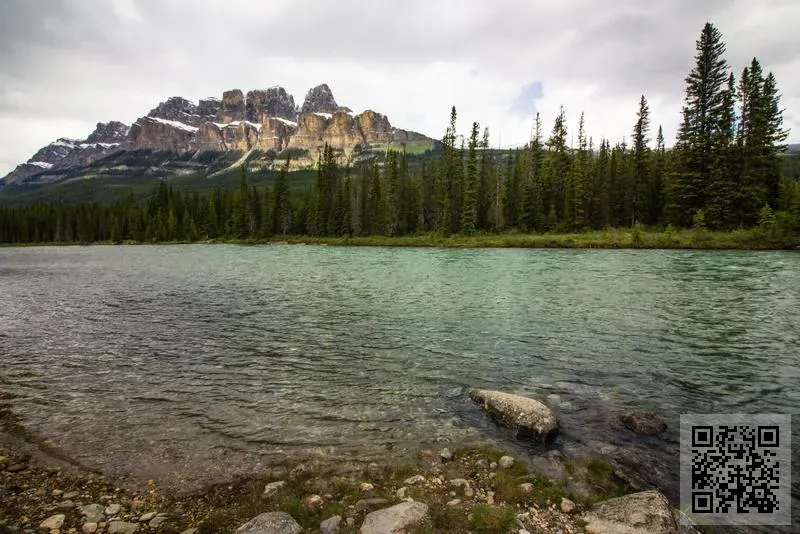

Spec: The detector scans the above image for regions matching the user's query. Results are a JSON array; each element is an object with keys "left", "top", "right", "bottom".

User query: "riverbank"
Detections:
[
  {"left": 1, "top": 228, "right": 798, "bottom": 250},
  {"left": 0, "top": 392, "right": 697, "bottom": 534}
]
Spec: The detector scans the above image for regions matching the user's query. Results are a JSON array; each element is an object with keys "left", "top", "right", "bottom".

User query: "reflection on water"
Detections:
[{"left": 0, "top": 245, "right": 798, "bottom": 505}]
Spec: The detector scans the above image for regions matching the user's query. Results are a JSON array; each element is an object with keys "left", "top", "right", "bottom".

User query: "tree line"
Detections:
[{"left": 1, "top": 22, "right": 798, "bottom": 244}]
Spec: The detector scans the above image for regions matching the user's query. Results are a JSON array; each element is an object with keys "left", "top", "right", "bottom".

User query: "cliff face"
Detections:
[{"left": 3, "top": 84, "right": 434, "bottom": 185}]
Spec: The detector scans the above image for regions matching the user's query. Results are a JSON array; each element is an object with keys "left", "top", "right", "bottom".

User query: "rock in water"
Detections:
[
  {"left": 620, "top": 412, "right": 667, "bottom": 436},
  {"left": 320, "top": 515, "right": 341, "bottom": 534},
  {"left": 469, "top": 389, "right": 558, "bottom": 441},
  {"left": 582, "top": 490, "right": 679, "bottom": 534},
  {"left": 360, "top": 502, "right": 429, "bottom": 534},
  {"left": 39, "top": 515, "right": 65, "bottom": 530},
  {"left": 236, "top": 512, "right": 301, "bottom": 534}
]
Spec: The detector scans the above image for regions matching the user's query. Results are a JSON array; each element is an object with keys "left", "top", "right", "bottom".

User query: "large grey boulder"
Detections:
[
  {"left": 236, "top": 512, "right": 301, "bottom": 534},
  {"left": 469, "top": 389, "right": 558, "bottom": 441},
  {"left": 360, "top": 501, "right": 429, "bottom": 534},
  {"left": 582, "top": 490, "right": 680, "bottom": 534}
]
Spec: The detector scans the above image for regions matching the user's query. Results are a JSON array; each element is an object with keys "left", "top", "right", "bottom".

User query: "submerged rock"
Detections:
[
  {"left": 582, "top": 490, "right": 679, "bottom": 534},
  {"left": 360, "top": 502, "right": 428, "bottom": 534},
  {"left": 469, "top": 389, "right": 558, "bottom": 441},
  {"left": 235, "top": 512, "right": 301, "bottom": 534},
  {"left": 80, "top": 504, "right": 105, "bottom": 523},
  {"left": 620, "top": 412, "right": 667, "bottom": 436}
]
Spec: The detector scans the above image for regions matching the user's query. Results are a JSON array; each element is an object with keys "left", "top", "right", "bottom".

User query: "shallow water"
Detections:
[{"left": 1, "top": 245, "right": 798, "bottom": 509}]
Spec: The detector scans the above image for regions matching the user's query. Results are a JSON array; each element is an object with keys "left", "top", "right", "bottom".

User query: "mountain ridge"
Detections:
[{"left": 1, "top": 84, "right": 435, "bottom": 187}]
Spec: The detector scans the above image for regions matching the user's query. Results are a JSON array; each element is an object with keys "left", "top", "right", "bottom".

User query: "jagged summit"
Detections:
[
  {"left": 300, "top": 84, "right": 339, "bottom": 115},
  {"left": 1, "top": 84, "right": 434, "bottom": 187}
]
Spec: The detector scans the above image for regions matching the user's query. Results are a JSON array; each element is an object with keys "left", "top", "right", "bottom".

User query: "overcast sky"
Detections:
[{"left": 1, "top": 0, "right": 798, "bottom": 176}]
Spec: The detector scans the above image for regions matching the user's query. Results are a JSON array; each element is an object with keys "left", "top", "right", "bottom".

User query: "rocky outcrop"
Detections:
[
  {"left": 235, "top": 512, "right": 301, "bottom": 534},
  {"left": 219, "top": 89, "right": 246, "bottom": 124},
  {"left": 621, "top": 412, "right": 667, "bottom": 436},
  {"left": 85, "top": 121, "right": 129, "bottom": 144},
  {"left": 263, "top": 87, "right": 298, "bottom": 121},
  {"left": 256, "top": 118, "right": 297, "bottom": 151},
  {"left": 360, "top": 502, "right": 429, "bottom": 534},
  {"left": 124, "top": 116, "right": 197, "bottom": 152},
  {"left": 197, "top": 98, "right": 221, "bottom": 121},
  {"left": 357, "top": 110, "right": 394, "bottom": 144},
  {"left": 148, "top": 96, "right": 201, "bottom": 125},
  {"left": 300, "top": 83, "right": 338, "bottom": 114},
  {"left": 469, "top": 389, "right": 559, "bottom": 442},
  {"left": 220, "top": 121, "right": 260, "bottom": 152},
  {"left": 582, "top": 490, "right": 680, "bottom": 534}
]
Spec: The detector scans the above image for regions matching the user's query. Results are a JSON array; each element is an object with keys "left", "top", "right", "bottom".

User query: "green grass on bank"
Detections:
[{"left": 2, "top": 227, "right": 798, "bottom": 250}]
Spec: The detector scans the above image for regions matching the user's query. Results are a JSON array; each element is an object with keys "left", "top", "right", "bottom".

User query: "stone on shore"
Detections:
[
  {"left": 620, "top": 412, "right": 667, "bottom": 436},
  {"left": 582, "top": 490, "right": 679, "bottom": 534},
  {"left": 39, "top": 514, "right": 65, "bottom": 530},
  {"left": 360, "top": 502, "right": 429, "bottom": 534},
  {"left": 80, "top": 504, "right": 105, "bottom": 523},
  {"left": 498, "top": 456, "right": 515, "bottom": 469},
  {"left": 561, "top": 497, "right": 576, "bottom": 514},
  {"left": 138, "top": 512, "right": 157, "bottom": 522},
  {"left": 105, "top": 503, "right": 121, "bottom": 516},
  {"left": 439, "top": 448, "right": 453, "bottom": 462},
  {"left": 82, "top": 523, "right": 98, "bottom": 534},
  {"left": 235, "top": 512, "right": 301, "bottom": 534},
  {"left": 320, "top": 515, "right": 341, "bottom": 534},
  {"left": 149, "top": 514, "right": 168, "bottom": 529},
  {"left": 263, "top": 480, "right": 286, "bottom": 497},
  {"left": 469, "top": 389, "right": 558, "bottom": 441},
  {"left": 107, "top": 521, "right": 139, "bottom": 534},
  {"left": 403, "top": 474, "right": 425, "bottom": 485}
]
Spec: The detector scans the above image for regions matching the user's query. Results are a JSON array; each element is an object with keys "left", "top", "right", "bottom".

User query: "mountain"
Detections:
[{"left": 1, "top": 84, "right": 435, "bottom": 189}]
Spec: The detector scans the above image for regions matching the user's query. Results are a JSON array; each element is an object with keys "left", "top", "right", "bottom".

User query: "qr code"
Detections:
[{"left": 680, "top": 414, "right": 791, "bottom": 526}]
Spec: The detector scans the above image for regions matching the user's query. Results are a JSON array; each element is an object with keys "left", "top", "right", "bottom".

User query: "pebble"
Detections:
[
  {"left": 447, "top": 499, "right": 461, "bottom": 506},
  {"left": 138, "top": 512, "right": 157, "bottom": 522},
  {"left": 263, "top": 480, "right": 287, "bottom": 497},
  {"left": 51, "top": 489, "right": 63, "bottom": 497},
  {"left": 39, "top": 515, "right": 65, "bottom": 531},
  {"left": 63, "top": 492, "right": 79, "bottom": 500},
  {"left": 304, "top": 494, "right": 323, "bottom": 509},
  {"left": 403, "top": 474, "right": 425, "bottom": 485},
  {"left": 489, "top": 472, "right": 496, "bottom": 479},
  {"left": 450, "top": 478, "right": 470, "bottom": 488},
  {"left": 107, "top": 520, "right": 138, "bottom": 534},
  {"left": 489, "top": 461, "right": 498, "bottom": 469},
  {"left": 520, "top": 483, "right": 534, "bottom": 493},
  {"left": 105, "top": 503, "right": 122, "bottom": 516},
  {"left": 395, "top": 487, "right": 407, "bottom": 499},
  {"left": 130, "top": 500, "right": 145, "bottom": 510},
  {"left": 439, "top": 448, "right": 453, "bottom": 462},
  {"left": 149, "top": 514, "right": 168, "bottom": 529},
  {"left": 82, "top": 523, "right": 98, "bottom": 534},
  {"left": 475, "top": 459, "right": 489, "bottom": 468},
  {"left": 80, "top": 504, "right": 105, "bottom": 523},
  {"left": 8, "top": 464, "right": 28, "bottom": 473},
  {"left": 498, "top": 456, "right": 515, "bottom": 469},
  {"left": 464, "top": 487, "right": 474, "bottom": 498},
  {"left": 560, "top": 497, "right": 576, "bottom": 514},
  {"left": 486, "top": 491, "right": 495, "bottom": 505},
  {"left": 359, "top": 482, "right": 375, "bottom": 492}
]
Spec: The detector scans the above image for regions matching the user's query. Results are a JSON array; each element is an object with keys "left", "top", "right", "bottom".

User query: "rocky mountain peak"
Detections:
[
  {"left": 85, "top": 121, "right": 130, "bottom": 144},
  {"left": 147, "top": 97, "right": 198, "bottom": 123},
  {"left": 300, "top": 84, "right": 339, "bottom": 114}
]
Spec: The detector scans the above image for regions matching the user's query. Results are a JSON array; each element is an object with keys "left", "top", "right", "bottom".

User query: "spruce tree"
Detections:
[
  {"left": 460, "top": 122, "right": 480, "bottom": 233},
  {"left": 631, "top": 96, "right": 651, "bottom": 225},
  {"left": 671, "top": 22, "right": 730, "bottom": 226}
]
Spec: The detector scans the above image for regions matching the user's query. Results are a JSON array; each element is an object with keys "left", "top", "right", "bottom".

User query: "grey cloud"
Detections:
[{"left": 0, "top": 0, "right": 798, "bottom": 175}]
